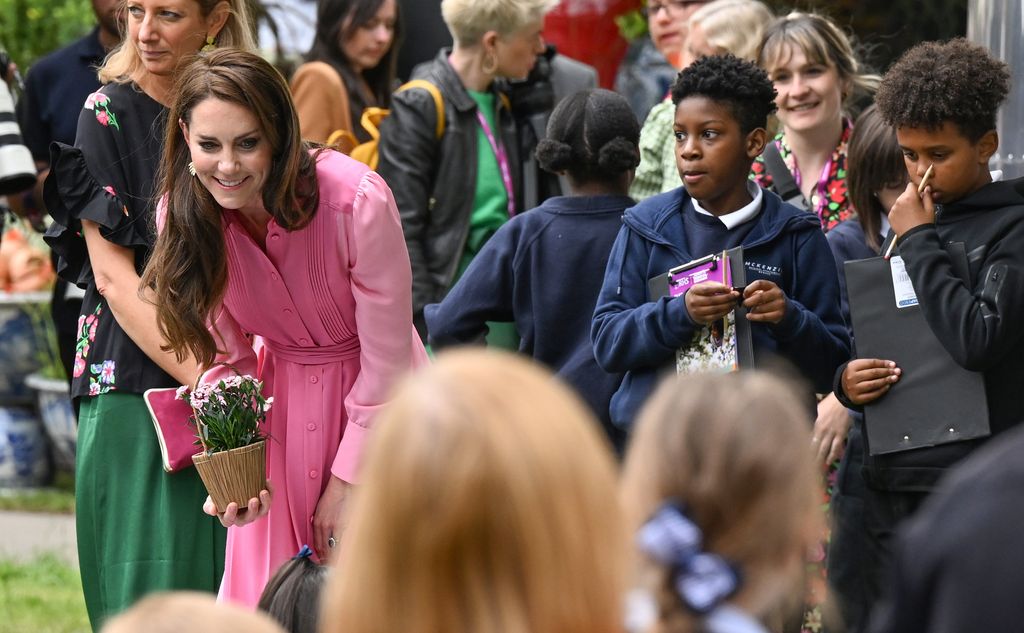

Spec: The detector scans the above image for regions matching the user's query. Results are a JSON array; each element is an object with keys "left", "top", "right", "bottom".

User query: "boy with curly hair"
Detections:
[
  {"left": 592, "top": 54, "right": 850, "bottom": 429},
  {"left": 835, "top": 38, "right": 1024, "bottom": 629}
]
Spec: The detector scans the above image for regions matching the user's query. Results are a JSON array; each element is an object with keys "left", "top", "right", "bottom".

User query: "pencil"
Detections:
[
  {"left": 917, "top": 164, "right": 934, "bottom": 194},
  {"left": 884, "top": 164, "right": 935, "bottom": 259}
]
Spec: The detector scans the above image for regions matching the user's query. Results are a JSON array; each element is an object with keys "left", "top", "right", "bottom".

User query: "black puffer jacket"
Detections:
[{"left": 378, "top": 49, "right": 522, "bottom": 338}]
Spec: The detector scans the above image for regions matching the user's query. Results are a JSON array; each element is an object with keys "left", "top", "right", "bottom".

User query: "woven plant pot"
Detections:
[{"left": 192, "top": 441, "right": 266, "bottom": 510}]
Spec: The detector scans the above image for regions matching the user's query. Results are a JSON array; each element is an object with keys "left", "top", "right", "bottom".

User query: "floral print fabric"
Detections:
[{"left": 751, "top": 121, "right": 853, "bottom": 233}]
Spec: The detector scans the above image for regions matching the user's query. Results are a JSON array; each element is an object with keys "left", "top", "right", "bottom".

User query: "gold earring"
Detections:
[
  {"left": 482, "top": 50, "right": 498, "bottom": 75},
  {"left": 188, "top": 161, "right": 197, "bottom": 177},
  {"left": 201, "top": 35, "right": 216, "bottom": 52}
]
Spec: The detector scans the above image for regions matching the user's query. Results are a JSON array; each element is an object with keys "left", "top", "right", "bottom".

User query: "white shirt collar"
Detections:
[
  {"left": 880, "top": 212, "right": 891, "bottom": 238},
  {"left": 691, "top": 180, "right": 764, "bottom": 230}
]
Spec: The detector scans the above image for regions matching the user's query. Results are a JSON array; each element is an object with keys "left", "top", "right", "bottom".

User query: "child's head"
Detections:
[
  {"left": 257, "top": 546, "right": 329, "bottom": 633},
  {"left": 102, "top": 591, "right": 286, "bottom": 633},
  {"left": 875, "top": 38, "right": 1009, "bottom": 204},
  {"left": 535, "top": 88, "right": 640, "bottom": 192},
  {"left": 847, "top": 105, "right": 906, "bottom": 251},
  {"left": 683, "top": 0, "right": 774, "bottom": 65},
  {"left": 758, "top": 12, "right": 878, "bottom": 137},
  {"left": 323, "top": 350, "right": 626, "bottom": 633},
  {"left": 670, "top": 54, "right": 775, "bottom": 214},
  {"left": 621, "top": 371, "right": 821, "bottom": 630}
]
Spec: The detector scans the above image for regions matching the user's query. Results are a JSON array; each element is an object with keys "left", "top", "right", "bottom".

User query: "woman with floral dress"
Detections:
[{"left": 42, "top": 0, "right": 255, "bottom": 627}]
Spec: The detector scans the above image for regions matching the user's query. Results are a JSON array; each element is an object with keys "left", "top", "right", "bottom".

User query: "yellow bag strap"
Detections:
[
  {"left": 326, "top": 128, "right": 358, "bottom": 154},
  {"left": 358, "top": 107, "right": 389, "bottom": 141},
  {"left": 397, "top": 79, "right": 445, "bottom": 139}
]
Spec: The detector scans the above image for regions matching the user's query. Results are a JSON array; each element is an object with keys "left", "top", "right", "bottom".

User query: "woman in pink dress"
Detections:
[{"left": 142, "top": 48, "right": 427, "bottom": 606}]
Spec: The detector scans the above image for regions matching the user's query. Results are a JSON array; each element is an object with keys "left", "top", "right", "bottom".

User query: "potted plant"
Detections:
[{"left": 176, "top": 374, "right": 272, "bottom": 510}]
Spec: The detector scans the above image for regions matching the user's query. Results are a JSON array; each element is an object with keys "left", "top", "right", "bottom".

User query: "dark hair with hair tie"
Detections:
[{"left": 535, "top": 88, "right": 640, "bottom": 184}]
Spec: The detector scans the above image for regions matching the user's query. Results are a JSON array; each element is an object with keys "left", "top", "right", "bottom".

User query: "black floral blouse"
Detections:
[{"left": 44, "top": 81, "right": 177, "bottom": 399}]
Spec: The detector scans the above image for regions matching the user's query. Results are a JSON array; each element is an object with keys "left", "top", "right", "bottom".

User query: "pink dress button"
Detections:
[
  {"left": 310, "top": 375, "right": 318, "bottom": 384},
  {"left": 309, "top": 470, "right": 318, "bottom": 479},
  {"left": 299, "top": 338, "right": 309, "bottom": 345},
  {"left": 306, "top": 423, "right": 316, "bottom": 431}
]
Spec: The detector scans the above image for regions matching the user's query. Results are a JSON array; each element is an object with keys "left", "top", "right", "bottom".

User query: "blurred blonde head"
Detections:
[
  {"left": 685, "top": 0, "right": 773, "bottom": 63},
  {"left": 101, "top": 591, "right": 285, "bottom": 633},
  {"left": 99, "top": 0, "right": 257, "bottom": 84},
  {"left": 323, "top": 349, "right": 626, "bottom": 633},
  {"left": 621, "top": 371, "right": 822, "bottom": 632}
]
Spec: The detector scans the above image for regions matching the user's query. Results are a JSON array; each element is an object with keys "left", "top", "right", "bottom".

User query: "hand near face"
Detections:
[
  {"left": 889, "top": 181, "right": 936, "bottom": 237},
  {"left": 684, "top": 282, "right": 740, "bottom": 325},
  {"left": 841, "top": 358, "right": 901, "bottom": 405},
  {"left": 743, "top": 280, "right": 787, "bottom": 324}
]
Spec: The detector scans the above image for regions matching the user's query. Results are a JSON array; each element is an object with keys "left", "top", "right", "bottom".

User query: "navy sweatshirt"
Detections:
[
  {"left": 424, "top": 194, "right": 634, "bottom": 449},
  {"left": 592, "top": 186, "right": 850, "bottom": 429}
]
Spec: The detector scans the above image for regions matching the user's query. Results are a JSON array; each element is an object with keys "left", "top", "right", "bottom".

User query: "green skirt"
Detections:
[{"left": 76, "top": 392, "right": 226, "bottom": 630}]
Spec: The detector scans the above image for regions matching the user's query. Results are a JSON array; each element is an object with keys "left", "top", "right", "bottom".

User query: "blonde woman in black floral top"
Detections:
[
  {"left": 42, "top": 0, "right": 255, "bottom": 627},
  {"left": 751, "top": 12, "right": 878, "bottom": 233}
]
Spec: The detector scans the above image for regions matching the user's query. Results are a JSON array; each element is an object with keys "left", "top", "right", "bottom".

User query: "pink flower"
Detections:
[
  {"left": 103, "top": 185, "right": 116, "bottom": 197},
  {"left": 96, "top": 110, "right": 110, "bottom": 126},
  {"left": 83, "top": 92, "right": 108, "bottom": 109},
  {"left": 85, "top": 314, "right": 96, "bottom": 325},
  {"left": 175, "top": 385, "right": 189, "bottom": 400},
  {"left": 89, "top": 382, "right": 101, "bottom": 396},
  {"left": 73, "top": 357, "right": 86, "bottom": 378}
]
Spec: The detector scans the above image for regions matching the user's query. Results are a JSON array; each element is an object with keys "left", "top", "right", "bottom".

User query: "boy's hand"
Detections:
[
  {"left": 684, "top": 282, "right": 740, "bottom": 325},
  {"left": 889, "top": 182, "right": 936, "bottom": 237},
  {"left": 743, "top": 280, "right": 787, "bottom": 324},
  {"left": 841, "top": 359, "right": 901, "bottom": 405}
]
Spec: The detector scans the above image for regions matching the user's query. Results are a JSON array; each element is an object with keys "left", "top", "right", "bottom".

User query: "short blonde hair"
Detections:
[
  {"left": 621, "top": 372, "right": 822, "bottom": 630},
  {"left": 101, "top": 592, "right": 285, "bottom": 633},
  {"left": 757, "top": 11, "right": 879, "bottom": 108},
  {"left": 689, "top": 0, "right": 774, "bottom": 62},
  {"left": 441, "top": 0, "right": 557, "bottom": 46},
  {"left": 99, "top": 0, "right": 257, "bottom": 84},
  {"left": 323, "top": 350, "right": 626, "bottom": 633}
]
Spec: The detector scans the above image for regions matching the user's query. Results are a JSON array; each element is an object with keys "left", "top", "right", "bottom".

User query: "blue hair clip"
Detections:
[
  {"left": 636, "top": 501, "right": 742, "bottom": 615},
  {"left": 293, "top": 544, "right": 313, "bottom": 560}
]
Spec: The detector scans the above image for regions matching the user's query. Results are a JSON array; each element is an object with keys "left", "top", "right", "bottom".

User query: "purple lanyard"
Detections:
[{"left": 475, "top": 109, "right": 516, "bottom": 217}]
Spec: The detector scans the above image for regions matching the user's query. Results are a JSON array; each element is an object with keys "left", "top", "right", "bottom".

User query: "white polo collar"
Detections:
[{"left": 691, "top": 180, "right": 764, "bottom": 229}]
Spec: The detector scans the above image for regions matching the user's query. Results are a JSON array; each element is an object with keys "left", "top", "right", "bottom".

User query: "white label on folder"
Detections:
[{"left": 890, "top": 256, "right": 919, "bottom": 308}]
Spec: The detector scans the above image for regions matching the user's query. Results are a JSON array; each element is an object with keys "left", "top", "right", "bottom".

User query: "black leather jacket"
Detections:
[{"left": 378, "top": 49, "right": 522, "bottom": 338}]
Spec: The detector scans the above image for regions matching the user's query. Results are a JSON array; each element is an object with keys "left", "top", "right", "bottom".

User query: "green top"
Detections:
[
  {"left": 452, "top": 89, "right": 518, "bottom": 350},
  {"left": 456, "top": 89, "right": 511, "bottom": 280},
  {"left": 630, "top": 98, "right": 681, "bottom": 201}
]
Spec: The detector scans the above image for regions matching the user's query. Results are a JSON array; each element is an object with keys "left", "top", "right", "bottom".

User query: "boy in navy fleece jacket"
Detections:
[{"left": 592, "top": 54, "right": 850, "bottom": 429}]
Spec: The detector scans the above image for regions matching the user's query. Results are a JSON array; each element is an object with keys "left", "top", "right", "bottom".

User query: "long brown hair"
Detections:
[
  {"left": 142, "top": 48, "right": 321, "bottom": 367},
  {"left": 847, "top": 105, "right": 906, "bottom": 252},
  {"left": 323, "top": 350, "right": 626, "bottom": 633}
]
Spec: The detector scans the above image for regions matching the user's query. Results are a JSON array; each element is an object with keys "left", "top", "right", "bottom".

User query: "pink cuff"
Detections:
[{"left": 331, "top": 419, "right": 370, "bottom": 484}]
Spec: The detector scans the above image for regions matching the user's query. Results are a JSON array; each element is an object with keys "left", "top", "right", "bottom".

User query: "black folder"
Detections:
[{"left": 844, "top": 255, "right": 990, "bottom": 455}]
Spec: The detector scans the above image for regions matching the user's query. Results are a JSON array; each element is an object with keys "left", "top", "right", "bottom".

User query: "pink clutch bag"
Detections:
[{"left": 143, "top": 387, "right": 199, "bottom": 473}]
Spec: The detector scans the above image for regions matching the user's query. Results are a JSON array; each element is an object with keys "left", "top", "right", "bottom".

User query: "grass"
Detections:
[
  {"left": 0, "top": 554, "right": 89, "bottom": 633},
  {"left": 0, "top": 470, "right": 75, "bottom": 514}
]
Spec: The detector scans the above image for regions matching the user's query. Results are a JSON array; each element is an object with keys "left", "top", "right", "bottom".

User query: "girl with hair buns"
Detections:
[
  {"left": 424, "top": 88, "right": 640, "bottom": 450},
  {"left": 621, "top": 371, "right": 823, "bottom": 633},
  {"left": 43, "top": 0, "right": 255, "bottom": 626},
  {"left": 752, "top": 11, "right": 879, "bottom": 232},
  {"left": 322, "top": 349, "right": 627, "bottom": 633},
  {"left": 630, "top": 0, "right": 774, "bottom": 201}
]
